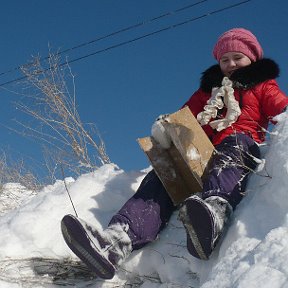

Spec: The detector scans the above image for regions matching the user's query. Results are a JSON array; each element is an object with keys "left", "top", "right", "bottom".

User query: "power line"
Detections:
[
  {"left": 0, "top": 0, "right": 252, "bottom": 88},
  {"left": 0, "top": 0, "right": 208, "bottom": 78},
  {"left": 66, "top": 0, "right": 253, "bottom": 65}
]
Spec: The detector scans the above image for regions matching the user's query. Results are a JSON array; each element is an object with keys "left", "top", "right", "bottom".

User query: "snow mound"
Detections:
[{"left": 1, "top": 112, "right": 288, "bottom": 287}]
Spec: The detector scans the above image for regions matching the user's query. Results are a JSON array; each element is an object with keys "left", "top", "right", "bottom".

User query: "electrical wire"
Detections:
[
  {"left": 0, "top": 0, "right": 253, "bottom": 88},
  {"left": 0, "top": 0, "right": 208, "bottom": 78}
]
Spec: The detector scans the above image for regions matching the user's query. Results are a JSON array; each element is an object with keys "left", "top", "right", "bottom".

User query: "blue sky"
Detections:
[{"left": 0, "top": 0, "right": 287, "bottom": 177}]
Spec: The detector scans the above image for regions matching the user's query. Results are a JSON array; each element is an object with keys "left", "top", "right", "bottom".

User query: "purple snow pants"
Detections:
[{"left": 109, "top": 133, "right": 260, "bottom": 250}]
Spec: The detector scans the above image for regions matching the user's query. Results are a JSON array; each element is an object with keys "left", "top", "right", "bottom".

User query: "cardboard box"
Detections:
[{"left": 138, "top": 106, "right": 215, "bottom": 205}]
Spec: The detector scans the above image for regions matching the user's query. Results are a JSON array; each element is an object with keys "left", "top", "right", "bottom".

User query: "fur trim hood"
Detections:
[{"left": 200, "top": 58, "right": 280, "bottom": 93}]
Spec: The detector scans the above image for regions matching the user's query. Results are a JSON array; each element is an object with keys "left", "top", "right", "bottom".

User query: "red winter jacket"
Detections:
[{"left": 183, "top": 59, "right": 288, "bottom": 145}]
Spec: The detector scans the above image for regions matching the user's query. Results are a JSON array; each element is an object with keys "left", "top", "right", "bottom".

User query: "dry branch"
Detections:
[{"left": 16, "top": 52, "right": 110, "bottom": 176}]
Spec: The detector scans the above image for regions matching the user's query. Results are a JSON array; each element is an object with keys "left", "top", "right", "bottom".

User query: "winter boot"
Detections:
[
  {"left": 178, "top": 195, "right": 232, "bottom": 260},
  {"left": 61, "top": 214, "right": 132, "bottom": 279}
]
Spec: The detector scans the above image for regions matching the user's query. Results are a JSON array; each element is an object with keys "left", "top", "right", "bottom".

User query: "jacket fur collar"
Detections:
[{"left": 200, "top": 58, "right": 280, "bottom": 93}]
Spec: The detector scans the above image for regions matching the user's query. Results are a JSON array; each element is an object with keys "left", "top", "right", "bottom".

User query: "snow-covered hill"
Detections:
[{"left": 1, "top": 112, "right": 288, "bottom": 288}]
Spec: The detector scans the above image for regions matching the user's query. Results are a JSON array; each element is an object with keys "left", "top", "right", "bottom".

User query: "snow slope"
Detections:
[{"left": 1, "top": 111, "right": 288, "bottom": 287}]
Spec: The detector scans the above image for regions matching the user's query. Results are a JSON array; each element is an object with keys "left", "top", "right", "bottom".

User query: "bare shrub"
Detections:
[
  {"left": 15, "top": 51, "right": 110, "bottom": 177},
  {"left": 0, "top": 151, "right": 40, "bottom": 192}
]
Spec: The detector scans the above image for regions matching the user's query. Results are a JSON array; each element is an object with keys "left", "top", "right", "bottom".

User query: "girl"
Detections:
[{"left": 61, "top": 28, "right": 288, "bottom": 279}]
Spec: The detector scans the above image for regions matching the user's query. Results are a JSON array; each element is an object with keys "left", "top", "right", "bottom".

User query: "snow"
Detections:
[
  {"left": 1, "top": 112, "right": 288, "bottom": 287},
  {"left": 187, "top": 147, "right": 201, "bottom": 161},
  {"left": 151, "top": 116, "right": 172, "bottom": 149}
]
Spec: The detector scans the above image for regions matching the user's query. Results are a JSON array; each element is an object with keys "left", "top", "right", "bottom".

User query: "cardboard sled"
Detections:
[{"left": 138, "top": 106, "right": 215, "bottom": 205}]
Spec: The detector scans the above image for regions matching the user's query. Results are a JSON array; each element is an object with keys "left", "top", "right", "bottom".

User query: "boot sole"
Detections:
[
  {"left": 180, "top": 198, "right": 214, "bottom": 260},
  {"left": 61, "top": 214, "right": 116, "bottom": 279}
]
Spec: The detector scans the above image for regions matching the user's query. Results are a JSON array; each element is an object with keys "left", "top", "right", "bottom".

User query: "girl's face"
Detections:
[{"left": 219, "top": 52, "right": 252, "bottom": 77}]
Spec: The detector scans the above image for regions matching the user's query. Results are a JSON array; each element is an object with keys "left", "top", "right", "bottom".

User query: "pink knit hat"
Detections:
[{"left": 213, "top": 28, "right": 263, "bottom": 62}]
